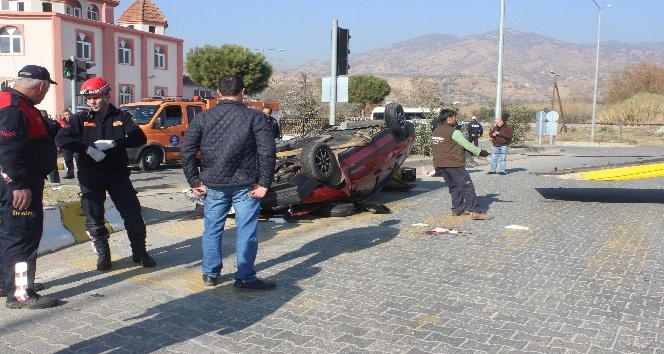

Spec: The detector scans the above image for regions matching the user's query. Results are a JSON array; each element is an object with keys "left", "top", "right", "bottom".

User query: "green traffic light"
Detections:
[{"left": 62, "top": 59, "right": 75, "bottom": 80}]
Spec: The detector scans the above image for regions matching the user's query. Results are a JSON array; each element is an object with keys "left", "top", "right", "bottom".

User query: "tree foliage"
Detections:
[
  {"left": 185, "top": 44, "right": 272, "bottom": 95},
  {"left": 348, "top": 75, "right": 391, "bottom": 114},
  {"left": 605, "top": 61, "right": 664, "bottom": 104}
]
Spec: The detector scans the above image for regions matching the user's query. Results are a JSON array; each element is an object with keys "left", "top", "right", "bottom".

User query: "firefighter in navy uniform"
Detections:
[
  {"left": 0, "top": 65, "right": 59, "bottom": 309},
  {"left": 55, "top": 77, "right": 156, "bottom": 271},
  {"left": 467, "top": 116, "right": 483, "bottom": 147}
]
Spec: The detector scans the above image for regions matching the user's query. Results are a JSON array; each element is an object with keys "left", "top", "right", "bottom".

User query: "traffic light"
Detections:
[
  {"left": 62, "top": 59, "right": 75, "bottom": 80},
  {"left": 337, "top": 27, "right": 350, "bottom": 76},
  {"left": 76, "top": 60, "right": 95, "bottom": 82}
]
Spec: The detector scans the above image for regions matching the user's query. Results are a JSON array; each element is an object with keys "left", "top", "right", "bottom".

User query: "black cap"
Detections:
[{"left": 17, "top": 65, "right": 57, "bottom": 85}]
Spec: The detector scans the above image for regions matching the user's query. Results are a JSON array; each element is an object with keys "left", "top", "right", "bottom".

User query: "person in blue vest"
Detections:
[{"left": 0, "top": 65, "right": 59, "bottom": 309}]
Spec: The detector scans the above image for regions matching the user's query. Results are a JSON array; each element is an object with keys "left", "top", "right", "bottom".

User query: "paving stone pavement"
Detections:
[{"left": 1, "top": 145, "right": 664, "bottom": 353}]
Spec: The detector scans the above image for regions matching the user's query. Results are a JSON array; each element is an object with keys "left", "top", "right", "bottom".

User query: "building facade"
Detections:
[{"left": 0, "top": 0, "right": 183, "bottom": 115}]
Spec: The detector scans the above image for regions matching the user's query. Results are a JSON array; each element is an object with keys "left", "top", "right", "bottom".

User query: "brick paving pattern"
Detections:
[{"left": 1, "top": 146, "right": 663, "bottom": 353}]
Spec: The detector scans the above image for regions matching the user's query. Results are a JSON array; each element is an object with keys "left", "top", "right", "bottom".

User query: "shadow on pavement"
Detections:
[
  {"left": 50, "top": 219, "right": 401, "bottom": 353},
  {"left": 536, "top": 187, "right": 664, "bottom": 203}
]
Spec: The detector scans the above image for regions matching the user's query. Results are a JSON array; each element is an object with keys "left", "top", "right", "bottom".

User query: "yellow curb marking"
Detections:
[{"left": 59, "top": 202, "right": 112, "bottom": 243}]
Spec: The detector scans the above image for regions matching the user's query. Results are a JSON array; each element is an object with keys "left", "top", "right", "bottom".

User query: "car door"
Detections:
[{"left": 156, "top": 104, "right": 185, "bottom": 161}]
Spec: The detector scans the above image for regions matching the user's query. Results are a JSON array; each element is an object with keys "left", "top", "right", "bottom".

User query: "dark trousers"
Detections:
[
  {"left": 78, "top": 168, "right": 147, "bottom": 257},
  {"left": 63, "top": 150, "right": 75, "bottom": 177},
  {"left": 48, "top": 168, "right": 60, "bottom": 183},
  {"left": 0, "top": 177, "right": 45, "bottom": 298},
  {"left": 436, "top": 167, "right": 480, "bottom": 214},
  {"left": 469, "top": 137, "right": 479, "bottom": 147}
]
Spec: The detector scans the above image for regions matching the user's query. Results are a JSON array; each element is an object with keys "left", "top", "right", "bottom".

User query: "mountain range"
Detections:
[{"left": 294, "top": 29, "right": 664, "bottom": 103}]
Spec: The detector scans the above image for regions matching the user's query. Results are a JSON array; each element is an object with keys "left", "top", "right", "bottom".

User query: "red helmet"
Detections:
[{"left": 80, "top": 77, "right": 111, "bottom": 95}]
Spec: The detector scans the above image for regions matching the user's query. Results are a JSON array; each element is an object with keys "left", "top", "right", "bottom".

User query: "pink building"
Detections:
[{"left": 0, "top": 0, "right": 183, "bottom": 115}]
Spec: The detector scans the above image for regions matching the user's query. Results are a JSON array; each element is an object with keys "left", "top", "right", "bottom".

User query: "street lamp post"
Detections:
[
  {"left": 590, "top": 1, "right": 612, "bottom": 142},
  {"left": 550, "top": 70, "right": 559, "bottom": 111}
]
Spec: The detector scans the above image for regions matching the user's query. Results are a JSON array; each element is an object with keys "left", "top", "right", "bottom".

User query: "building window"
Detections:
[
  {"left": 154, "top": 47, "right": 165, "bottom": 69},
  {"left": 118, "top": 40, "right": 131, "bottom": 65},
  {"left": 87, "top": 4, "right": 99, "bottom": 21},
  {"left": 193, "top": 89, "right": 216, "bottom": 98},
  {"left": 76, "top": 33, "right": 92, "bottom": 60},
  {"left": 155, "top": 87, "right": 167, "bottom": 97},
  {"left": 73, "top": 7, "right": 81, "bottom": 17},
  {"left": 42, "top": 2, "right": 53, "bottom": 12},
  {"left": 17, "top": 2, "right": 24, "bottom": 11},
  {"left": 119, "top": 85, "right": 134, "bottom": 104},
  {"left": 148, "top": 26, "right": 155, "bottom": 33},
  {"left": 126, "top": 25, "right": 134, "bottom": 29},
  {"left": 0, "top": 27, "right": 22, "bottom": 54}
]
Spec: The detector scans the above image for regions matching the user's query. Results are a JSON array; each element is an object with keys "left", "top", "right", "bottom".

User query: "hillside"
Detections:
[{"left": 294, "top": 29, "right": 664, "bottom": 104}]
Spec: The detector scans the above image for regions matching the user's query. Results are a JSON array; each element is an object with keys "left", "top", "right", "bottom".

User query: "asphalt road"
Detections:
[{"left": 3, "top": 145, "right": 664, "bottom": 353}]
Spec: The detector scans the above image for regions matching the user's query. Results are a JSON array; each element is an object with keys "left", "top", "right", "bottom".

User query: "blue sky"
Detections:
[{"left": 117, "top": 0, "right": 662, "bottom": 68}]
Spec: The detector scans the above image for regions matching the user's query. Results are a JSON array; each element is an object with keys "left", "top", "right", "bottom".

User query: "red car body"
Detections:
[{"left": 261, "top": 103, "right": 416, "bottom": 216}]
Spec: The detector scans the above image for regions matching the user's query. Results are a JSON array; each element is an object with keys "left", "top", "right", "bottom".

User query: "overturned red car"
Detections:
[{"left": 260, "top": 103, "right": 416, "bottom": 216}]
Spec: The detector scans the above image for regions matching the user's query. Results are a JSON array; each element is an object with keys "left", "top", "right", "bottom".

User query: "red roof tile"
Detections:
[{"left": 117, "top": 0, "right": 167, "bottom": 27}]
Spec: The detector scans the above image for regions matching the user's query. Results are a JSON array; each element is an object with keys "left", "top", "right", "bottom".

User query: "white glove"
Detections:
[
  {"left": 94, "top": 140, "right": 116, "bottom": 151},
  {"left": 86, "top": 146, "right": 106, "bottom": 162}
]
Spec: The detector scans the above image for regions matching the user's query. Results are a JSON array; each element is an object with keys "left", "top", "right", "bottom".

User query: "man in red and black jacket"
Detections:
[
  {"left": 0, "top": 65, "right": 59, "bottom": 309},
  {"left": 55, "top": 77, "right": 156, "bottom": 272}
]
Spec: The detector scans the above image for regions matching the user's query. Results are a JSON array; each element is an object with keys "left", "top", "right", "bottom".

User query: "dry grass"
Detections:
[{"left": 524, "top": 123, "right": 664, "bottom": 147}]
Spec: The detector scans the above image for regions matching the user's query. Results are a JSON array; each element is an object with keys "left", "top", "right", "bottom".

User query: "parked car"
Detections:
[{"left": 260, "top": 103, "right": 416, "bottom": 216}]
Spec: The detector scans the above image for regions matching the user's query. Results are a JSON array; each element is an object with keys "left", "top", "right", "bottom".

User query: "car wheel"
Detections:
[
  {"left": 138, "top": 148, "right": 161, "bottom": 171},
  {"left": 300, "top": 142, "right": 340, "bottom": 184},
  {"left": 384, "top": 103, "right": 408, "bottom": 142},
  {"left": 313, "top": 202, "right": 357, "bottom": 217}
]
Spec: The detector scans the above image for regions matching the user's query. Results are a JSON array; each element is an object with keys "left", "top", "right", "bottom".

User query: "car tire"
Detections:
[
  {"left": 313, "top": 202, "right": 357, "bottom": 217},
  {"left": 138, "top": 148, "right": 161, "bottom": 171},
  {"left": 384, "top": 103, "right": 408, "bottom": 142},
  {"left": 300, "top": 142, "right": 340, "bottom": 184}
]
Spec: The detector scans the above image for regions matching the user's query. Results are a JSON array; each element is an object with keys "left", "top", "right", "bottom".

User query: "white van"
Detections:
[{"left": 370, "top": 107, "right": 433, "bottom": 121}]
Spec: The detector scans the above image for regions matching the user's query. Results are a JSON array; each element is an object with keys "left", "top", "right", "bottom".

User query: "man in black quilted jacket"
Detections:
[{"left": 181, "top": 75, "right": 277, "bottom": 291}]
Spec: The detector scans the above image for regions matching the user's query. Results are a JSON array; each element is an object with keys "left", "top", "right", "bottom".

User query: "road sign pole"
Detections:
[
  {"left": 70, "top": 55, "right": 76, "bottom": 112},
  {"left": 329, "top": 20, "right": 338, "bottom": 126}
]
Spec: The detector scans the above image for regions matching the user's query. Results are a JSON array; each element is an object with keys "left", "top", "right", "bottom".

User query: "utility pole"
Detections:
[
  {"left": 494, "top": 0, "right": 505, "bottom": 119},
  {"left": 70, "top": 55, "right": 76, "bottom": 111},
  {"left": 329, "top": 20, "right": 338, "bottom": 126}
]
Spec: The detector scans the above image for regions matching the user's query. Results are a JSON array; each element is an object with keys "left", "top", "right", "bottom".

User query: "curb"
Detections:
[{"left": 40, "top": 199, "right": 124, "bottom": 255}]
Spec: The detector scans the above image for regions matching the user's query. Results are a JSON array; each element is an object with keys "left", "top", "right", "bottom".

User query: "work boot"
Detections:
[
  {"left": 471, "top": 211, "right": 493, "bottom": 220},
  {"left": 234, "top": 278, "right": 276, "bottom": 292},
  {"left": 90, "top": 235, "right": 112, "bottom": 271},
  {"left": 6, "top": 289, "right": 58, "bottom": 309},
  {"left": 0, "top": 283, "right": 44, "bottom": 297},
  {"left": 97, "top": 255, "right": 112, "bottom": 271},
  {"left": 132, "top": 252, "right": 156, "bottom": 267},
  {"left": 202, "top": 274, "right": 218, "bottom": 286},
  {"left": 452, "top": 210, "right": 470, "bottom": 216}
]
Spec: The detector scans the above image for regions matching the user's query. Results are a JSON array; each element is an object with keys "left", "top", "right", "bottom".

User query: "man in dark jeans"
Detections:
[{"left": 182, "top": 75, "right": 277, "bottom": 291}]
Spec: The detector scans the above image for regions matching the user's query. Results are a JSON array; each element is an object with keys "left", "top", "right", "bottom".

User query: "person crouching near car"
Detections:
[
  {"left": 55, "top": 77, "right": 156, "bottom": 271},
  {"left": 431, "top": 109, "right": 493, "bottom": 220},
  {"left": 181, "top": 75, "right": 277, "bottom": 291}
]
